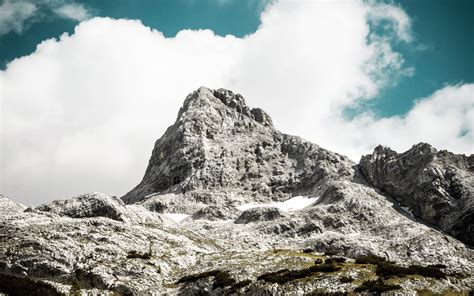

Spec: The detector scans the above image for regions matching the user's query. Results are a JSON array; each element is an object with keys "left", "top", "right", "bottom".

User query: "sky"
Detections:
[{"left": 0, "top": 0, "right": 473, "bottom": 205}]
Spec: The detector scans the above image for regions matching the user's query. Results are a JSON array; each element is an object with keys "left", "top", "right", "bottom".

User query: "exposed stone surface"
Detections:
[
  {"left": 191, "top": 205, "right": 239, "bottom": 221},
  {"left": 122, "top": 87, "right": 354, "bottom": 204},
  {"left": 0, "top": 194, "right": 26, "bottom": 216},
  {"left": 359, "top": 143, "right": 474, "bottom": 245},
  {"left": 33, "top": 192, "right": 164, "bottom": 225},
  {"left": 35, "top": 193, "right": 128, "bottom": 222},
  {"left": 1, "top": 87, "right": 472, "bottom": 295},
  {"left": 235, "top": 207, "right": 286, "bottom": 224}
]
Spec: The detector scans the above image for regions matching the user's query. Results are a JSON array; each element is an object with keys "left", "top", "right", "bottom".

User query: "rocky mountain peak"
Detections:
[
  {"left": 176, "top": 87, "right": 273, "bottom": 129},
  {"left": 122, "top": 87, "right": 353, "bottom": 204}
]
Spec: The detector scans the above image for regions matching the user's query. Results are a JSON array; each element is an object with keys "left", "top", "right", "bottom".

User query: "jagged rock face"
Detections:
[
  {"left": 359, "top": 143, "right": 474, "bottom": 245},
  {"left": 122, "top": 87, "right": 354, "bottom": 204}
]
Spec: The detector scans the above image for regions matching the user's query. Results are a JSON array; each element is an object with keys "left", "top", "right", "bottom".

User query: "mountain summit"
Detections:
[
  {"left": 123, "top": 87, "right": 354, "bottom": 205},
  {"left": 1, "top": 87, "right": 472, "bottom": 295}
]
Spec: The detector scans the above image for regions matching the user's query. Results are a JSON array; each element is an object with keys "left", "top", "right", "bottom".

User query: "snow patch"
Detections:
[
  {"left": 237, "top": 196, "right": 319, "bottom": 212},
  {"left": 162, "top": 213, "right": 189, "bottom": 223}
]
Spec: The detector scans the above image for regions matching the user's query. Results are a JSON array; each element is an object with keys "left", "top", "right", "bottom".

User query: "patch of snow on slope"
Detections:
[
  {"left": 237, "top": 196, "right": 319, "bottom": 212},
  {"left": 162, "top": 213, "right": 189, "bottom": 223}
]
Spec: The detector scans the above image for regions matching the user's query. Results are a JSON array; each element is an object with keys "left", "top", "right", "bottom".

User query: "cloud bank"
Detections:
[{"left": 1, "top": 0, "right": 472, "bottom": 205}]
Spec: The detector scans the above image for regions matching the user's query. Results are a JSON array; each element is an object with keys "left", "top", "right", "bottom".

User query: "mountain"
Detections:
[
  {"left": 0, "top": 87, "right": 472, "bottom": 295},
  {"left": 122, "top": 87, "right": 354, "bottom": 205},
  {"left": 360, "top": 143, "right": 474, "bottom": 245}
]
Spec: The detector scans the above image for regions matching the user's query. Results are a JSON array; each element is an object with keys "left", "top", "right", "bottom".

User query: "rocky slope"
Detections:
[
  {"left": 122, "top": 87, "right": 354, "bottom": 205},
  {"left": 360, "top": 143, "right": 474, "bottom": 245},
  {"left": 0, "top": 87, "right": 473, "bottom": 295}
]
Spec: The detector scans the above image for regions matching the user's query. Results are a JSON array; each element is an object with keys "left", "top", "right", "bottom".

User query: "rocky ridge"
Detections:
[
  {"left": 360, "top": 143, "right": 474, "bottom": 245},
  {"left": 0, "top": 87, "right": 472, "bottom": 295}
]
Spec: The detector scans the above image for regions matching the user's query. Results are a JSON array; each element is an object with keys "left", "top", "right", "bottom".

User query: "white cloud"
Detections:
[
  {"left": 0, "top": 0, "right": 37, "bottom": 35},
  {"left": 0, "top": 0, "right": 92, "bottom": 36},
  {"left": 53, "top": 3, "right": 91, "bottom": 22},
  {"left": 317, "top": 83, "right": 474, "bottom": 160},
  {"left": 1, "top": 0, "right": 472, "bottom": 205}
]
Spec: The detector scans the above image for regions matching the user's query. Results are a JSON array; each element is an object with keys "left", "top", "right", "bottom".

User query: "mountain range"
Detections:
[{"left": 0, "top": 87, "right": 472, "bottom": 295}]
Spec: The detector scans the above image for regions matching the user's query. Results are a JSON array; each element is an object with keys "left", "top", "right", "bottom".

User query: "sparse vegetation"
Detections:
[
  {"left": 375, "top": 261, "right": 446, "bottom": 279},
  {"left": 417, "top": 289, "right": 468, "bottom": 296},
  {"left": 326, "top": 257, "right": 346, "bottom": 264},
  {"left": 176, "top": 269, "right": 236, "bottom": 290},
  {"left": 354, "top": 255, "right": 446, "bottom": 279},
  {"left": 127, "top": 244, "right": 153, "bottom": 259},
  {"left": 127, "top": 250, "right": 152, "bottom": 259},
  {"left": 339, "top": 276, "right": 354, "bottom": 283},
  {"left": 0, "top": 273, "right": 62, "bottom": 296},
  {"left": 307, "top": 289, "right": 348, "bottom": 296},
  {"left": 429, "top": 264, "right": 447, "bottom": 269},
  {"left": 355, "top": 255, "right": 387, "bottom": 265},
  {"left": 70, "top": 279, "right": 81, "bottom": 296},
  {"left": 257, "top": 264, "right": 340, "bottom": 284},
  {"left": 354, "top": 278, "right": 401, "bottom": 293}
]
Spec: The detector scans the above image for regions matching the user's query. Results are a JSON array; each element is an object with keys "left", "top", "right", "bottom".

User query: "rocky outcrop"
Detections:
[
  {"left": 235, "top": 207, "right": 285, "bottom": 224},
  {"left": 35, "top": 193, "right": 128, "bottom": 222},
  {"left": 122, "top": 87, "right": 354, "bottom": 204},
  {"left": 359, "top": 143, "right": 474, "bottom": 245},
  {"left": 191, "top": 205, "right": 239, "bottom": 221},
  {"left": 0, "top": 194, "right": 26, "bottom": 216}
]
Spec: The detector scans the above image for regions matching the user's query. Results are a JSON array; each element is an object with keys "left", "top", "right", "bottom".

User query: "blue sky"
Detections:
[
  {"left": 1, "top": 0, "right": 473, "bottom": 204},
  {"left": 1, "top": 0, "right": 472, "bottom": 117}
]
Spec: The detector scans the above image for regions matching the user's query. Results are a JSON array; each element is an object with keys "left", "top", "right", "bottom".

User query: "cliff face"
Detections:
[
  {"left": 1, "top": 87, "right": 473, "bottom": 295},
  {"left": 122, "top": 87, "right": 354, "bottom": 205},
  {"left": 359, "top": 143, "right": 474, "bottom": 245}
]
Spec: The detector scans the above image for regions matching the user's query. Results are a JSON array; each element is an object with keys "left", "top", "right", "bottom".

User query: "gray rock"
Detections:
[
  {"left": 122, "top": 86, "right": 354, "bottom": 204},
  {"left": 0, "top": 194, "right": 26, "bottom": 216},
  {"left": 359, "top": 143, "right": 474, "bottom": 245},
  {"left": 35, "top": 192, "right": 127, "bottom": 222},
  {"left": 235, "top": 207, "right": 286, "bottom": 224},
  {"left": 1, "top": 87, "right": 473, "bottom": 295},
  {"left": 192, "top": 205, "right": 239, "bottom": 221}
]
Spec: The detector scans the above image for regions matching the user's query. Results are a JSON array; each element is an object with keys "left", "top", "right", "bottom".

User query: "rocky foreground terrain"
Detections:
[{"left": 1, "top": 87, "right": 473, "bottom": 295}]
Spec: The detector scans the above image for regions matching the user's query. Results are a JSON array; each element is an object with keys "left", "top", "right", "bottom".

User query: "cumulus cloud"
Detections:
[
  {"left": 317, "top": 83, "right": 474, "bottom": 160},
  {"left": 0, "top": 0, "right": 92, "bottom": 36},
  {"left": 0, "top": 1, "right": 37, "bottom": 35},
  {"left": 1, "top": 0, "right": 472, "bottom": 205},
  {"left": 53, "top": 3, "right": 91, "bottom": 21}
]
